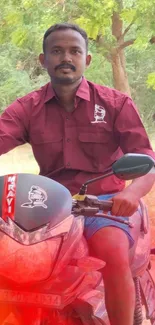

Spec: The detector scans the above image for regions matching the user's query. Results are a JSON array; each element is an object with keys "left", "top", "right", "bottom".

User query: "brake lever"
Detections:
[
  {"left": 73, "top": 207, "right": 100, "bottom": 216},
  {"left": 72, "top": 206, "right": 133, "bottom": 228},
  {"left": 96, "top": 213, "right": 134, "bottom": 228}
]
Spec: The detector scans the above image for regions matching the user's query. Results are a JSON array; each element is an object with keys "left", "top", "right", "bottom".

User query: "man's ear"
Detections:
[
  {"left": 39, "top": 53, "right": 46, "bottom": 69},
  {"left": 86, "top": 54, "right": 92, "bottom": 68}
]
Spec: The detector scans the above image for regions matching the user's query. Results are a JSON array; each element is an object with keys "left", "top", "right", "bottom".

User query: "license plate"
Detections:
[{"left": 0, "top": 289, "right": 62, "bottom": 308}]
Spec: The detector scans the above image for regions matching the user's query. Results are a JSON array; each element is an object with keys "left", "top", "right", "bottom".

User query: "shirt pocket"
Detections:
[
  {"left": 30, "top": 132, "right": 63, "bottom": 144},
  {"left": 30, "top": 132, "right": 63, "bottom": 172},
  {"left": 79, "top": 132, "right": 108, "bottom": 143},
  {"left": 78, "top": 130, "right": 110, "bottom": 164}
]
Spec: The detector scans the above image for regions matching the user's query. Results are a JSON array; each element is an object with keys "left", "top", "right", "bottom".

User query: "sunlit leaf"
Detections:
[{"left": 147, "top": 72, "right": 155, "bottom": 90}]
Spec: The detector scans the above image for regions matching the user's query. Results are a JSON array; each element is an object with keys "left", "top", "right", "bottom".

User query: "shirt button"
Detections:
[
  {"left": 67, "top": 162, "right": 70, "bottom": 167},
  {"left": 67, "top": 138, "right": 71, "bottom": 142},
  {"left": 66, "top": 116, "right": 70, "bottom": 120}
]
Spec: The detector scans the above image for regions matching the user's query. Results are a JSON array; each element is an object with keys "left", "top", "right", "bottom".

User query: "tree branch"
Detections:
[
  {"left": 150, "top": 36, "right": 155, "bottom": 44},
  {"left": 118, "top": 39, "right": 135, "bottom": 50},
  {"left": 120, "top": 18, "right": 137, "bottom": 40},
  {"left": 118, "top": 36, "right": 155, "bottom": 51}
]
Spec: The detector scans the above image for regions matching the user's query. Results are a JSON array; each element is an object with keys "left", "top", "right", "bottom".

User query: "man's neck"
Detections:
[{"left": 51, "top": 78, "right": 82, "bottom": 112}]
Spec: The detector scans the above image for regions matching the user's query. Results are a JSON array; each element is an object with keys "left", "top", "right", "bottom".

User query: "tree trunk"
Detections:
[
  {"left": 111, "top": 7, "right": 131, "bottom": 96},
  {"left": 111, "top": 50, "right": 131, "bottom": 96}
]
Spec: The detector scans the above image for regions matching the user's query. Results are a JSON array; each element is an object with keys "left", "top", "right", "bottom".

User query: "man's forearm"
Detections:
[{"left": 125, "top": 173, "right": 155, "bottom": 199}]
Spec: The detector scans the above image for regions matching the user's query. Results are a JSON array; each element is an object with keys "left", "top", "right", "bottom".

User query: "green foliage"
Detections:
[
  {"left": 126, "top": 44, "right": 155, "bottom": 134},
  {"left": 147, "top": 72, "right": 155, "bottom": 90},
  {"left": 75, "top": 0, "right": 116, "bottom": 39},
  {"left": 0, "top": 41, "right": 112, "bottom": 112},
  {"left": 85, "top": 43, "right": 113, "bottom": 86},
  {"left": 120, "top": 8, "right": 137, "bottom": 23},
  {"left": 0, "top": 0, "right": 155, "bottom": 139},
  {"left": 0, "top": 43, "right": 49, "bottom": 112},
  {"left": 0, "top": 0, "right": 65, "bottom": 53}
]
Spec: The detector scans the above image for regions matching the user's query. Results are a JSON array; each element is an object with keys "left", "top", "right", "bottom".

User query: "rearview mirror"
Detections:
[
  {"left": 78, "top": 153, "right": 155, "bottom": 195},
  {"left": 112, "top": 153, "right": 155, "bottom": 180}
]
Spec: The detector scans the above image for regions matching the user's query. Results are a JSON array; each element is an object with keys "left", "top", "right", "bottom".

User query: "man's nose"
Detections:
[{"left": 61, "top": 51, "right": 72, "bottom": 62}]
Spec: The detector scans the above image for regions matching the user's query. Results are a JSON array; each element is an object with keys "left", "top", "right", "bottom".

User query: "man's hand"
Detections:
[
  {"left": 111, "top": 172, "right": 155, "bottom": 217},
  {"left": 111, "top": 190, "right": 139, "bottom": 217}
]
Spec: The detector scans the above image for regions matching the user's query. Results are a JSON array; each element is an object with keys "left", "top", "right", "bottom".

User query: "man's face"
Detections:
[{"left": 39, "top": 29, "right": 91, "bottom": 85}]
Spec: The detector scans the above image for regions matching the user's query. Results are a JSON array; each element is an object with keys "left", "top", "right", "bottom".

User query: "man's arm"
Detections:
[
  {"left": 111, "top": 173, "right": 155, "bottom": 216},
  {"left": 0, "top": 100, "right": 29, "bottom": 155},
  {"left": 130, "top": 173, "right": 155, "bottom": 198},
  {"left": 111, "top": 96, "right": 155, "bottom": 217}
]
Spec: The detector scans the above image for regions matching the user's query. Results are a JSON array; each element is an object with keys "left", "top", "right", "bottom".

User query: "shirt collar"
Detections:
[{"left": 44, "top": 77, "right": 90, "bottom": 103}]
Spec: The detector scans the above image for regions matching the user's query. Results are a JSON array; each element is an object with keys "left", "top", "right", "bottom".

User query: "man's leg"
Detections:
[{"left": 88, "top": 226, "right": 135, "bottom": 325}]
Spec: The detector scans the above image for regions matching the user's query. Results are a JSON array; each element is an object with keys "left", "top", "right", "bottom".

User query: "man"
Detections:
[{"left": 0, "top": 23, "right": 155, "bottom": 325}]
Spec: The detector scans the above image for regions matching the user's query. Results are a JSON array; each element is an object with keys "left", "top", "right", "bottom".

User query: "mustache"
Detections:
[{"left": 55, "top": 63, "right": 76, "bottom": 71}]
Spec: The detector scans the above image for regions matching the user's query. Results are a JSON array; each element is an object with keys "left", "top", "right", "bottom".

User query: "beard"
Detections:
[{"left": 50, "top": 74, "right": 81, "bottom": 85}]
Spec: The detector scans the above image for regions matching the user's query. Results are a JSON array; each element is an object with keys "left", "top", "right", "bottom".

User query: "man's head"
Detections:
[{"left": 39, "top": 23, "right": 91, "bottom": 85}]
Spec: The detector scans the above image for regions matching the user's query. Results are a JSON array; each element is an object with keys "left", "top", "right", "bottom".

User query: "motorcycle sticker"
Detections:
[
  {"left": 21, "top": 185, "right": 48, "bottom": 209},
  {"left": 2, "top": 174, "right": 17, "bottom": 221}
]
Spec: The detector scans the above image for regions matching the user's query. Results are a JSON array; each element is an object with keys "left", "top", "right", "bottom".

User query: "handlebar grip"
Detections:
[{"left": 99, "top": 200, "right": 113, "bottom": 211}]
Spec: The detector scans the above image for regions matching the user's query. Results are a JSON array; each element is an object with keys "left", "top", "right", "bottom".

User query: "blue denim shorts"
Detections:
[{"left": 84, "top": 194, "right": 134, "bottom": 248}]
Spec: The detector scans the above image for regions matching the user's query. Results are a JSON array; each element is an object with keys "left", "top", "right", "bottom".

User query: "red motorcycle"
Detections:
[{"left": 0, "top": 153, "right": 154, "bottom": 325}]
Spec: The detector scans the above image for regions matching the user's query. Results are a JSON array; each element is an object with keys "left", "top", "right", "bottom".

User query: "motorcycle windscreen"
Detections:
[
  {"left": 0, "top": 174, "right": 73, "bottom": 282},
  {"left": 0, "top": 173, "right": 72, "bottom": 236},
  {"left": 0, "top": 231, "right": 63, "bottom": 283}
]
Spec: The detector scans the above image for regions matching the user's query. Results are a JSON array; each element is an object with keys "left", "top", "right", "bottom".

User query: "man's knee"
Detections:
[{"left": 88, "top": 226, "right": 130, "bottom": 268}]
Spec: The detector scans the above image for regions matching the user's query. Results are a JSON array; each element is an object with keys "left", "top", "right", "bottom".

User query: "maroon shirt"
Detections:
[{"left": 0, "top": 78, "right": 154, "bottom": 195}]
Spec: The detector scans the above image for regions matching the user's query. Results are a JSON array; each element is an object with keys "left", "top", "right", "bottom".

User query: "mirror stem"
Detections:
[{"left": 79, "top": 171, "right": 113, "bottom": 195}]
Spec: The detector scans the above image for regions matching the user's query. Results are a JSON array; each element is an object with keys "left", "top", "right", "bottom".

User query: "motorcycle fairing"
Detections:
[
  {"left": 0, "top": 173, "right": 153, "bottom": 325},
  {"left": 72, "top": 290, "right": 109, "bottom": 325},
  {"left": 0, "top": 214, "right": 84, "bottom": 283},
  {"left": 130, "top": 200, "right": 151, "bottom": 277},
  {"left": 0, "top": 212, "right": 106, "bottom": 321},
  {"left": 139, "top": 269, "right": 155, "bottom": 320},
  {"left": 51, "top": 215, "right": 85, "bottom": 276},
  {"left": 0, "top": 174, "right": 72, "bottom": 232},
  {"left": 0, "top": 264, "right": 103, "bottom": 310},
  {"left": 0, "top": 214, "right": 74, "bottom": 245},
  {"left": 0, "top": 233, "right": 62, "bottom": 283}
]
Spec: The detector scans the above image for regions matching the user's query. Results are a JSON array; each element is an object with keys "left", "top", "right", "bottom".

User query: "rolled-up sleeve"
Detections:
[
  {"left": 0, "top": 100, "right": 29, "bottom": 155},
  {"left": 114, "top": 96, "right": 155, "bottom": 160}
]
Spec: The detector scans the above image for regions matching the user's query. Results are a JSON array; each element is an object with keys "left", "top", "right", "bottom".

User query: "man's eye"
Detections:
[
  {"left": 72, "top": 49, "right": 81, "bottom": 54},
  {"left": 52, "top": 49, "right": 61, "bottom": 54}
]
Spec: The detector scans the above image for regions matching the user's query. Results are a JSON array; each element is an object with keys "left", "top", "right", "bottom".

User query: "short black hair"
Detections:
[{"left": 43, "top": 23, "right": 88, "bottom": 53}]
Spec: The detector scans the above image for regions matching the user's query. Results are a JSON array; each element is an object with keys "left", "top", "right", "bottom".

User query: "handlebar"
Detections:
[
  {"left": 72, "top": 195, "right": 134, "bottom": 228},
  {"left": 91, "top": 199, "right": 113, "bottom": 211}
]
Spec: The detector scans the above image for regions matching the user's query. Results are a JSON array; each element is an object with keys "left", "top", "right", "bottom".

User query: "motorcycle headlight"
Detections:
[
  {"left": 0, "top": 215, "right": 74, "bottom": 284},
  {"left": 0, "top": 232, "right": 62, "bottom": 284}
]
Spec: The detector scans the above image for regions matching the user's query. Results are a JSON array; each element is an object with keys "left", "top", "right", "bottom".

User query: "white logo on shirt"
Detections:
[{"left": 91, "top": 104, "right": 107, "bottom": 124}]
